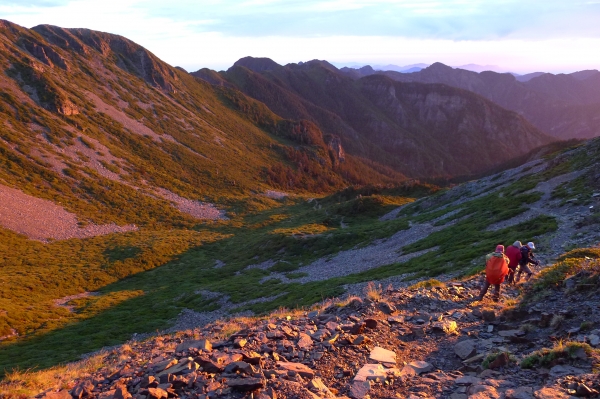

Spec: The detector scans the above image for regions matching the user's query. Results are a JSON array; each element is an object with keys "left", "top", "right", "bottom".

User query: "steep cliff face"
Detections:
[
  {"left": 217, "top": 58, "right": 555, "bottom": 178},
  {"left": 367, "top": 62, "right": 600, "bottom": 140}
]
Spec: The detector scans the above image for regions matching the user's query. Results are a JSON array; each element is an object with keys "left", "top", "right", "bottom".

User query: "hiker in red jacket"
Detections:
[
  {"left": 476, "top": 245, "right": 510, "bottom": 301},
  {"left": 505, "top": 241, "right": 522, "bottom": 284}
]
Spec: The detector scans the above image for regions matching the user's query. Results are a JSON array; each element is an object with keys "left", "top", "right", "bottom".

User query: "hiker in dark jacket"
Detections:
[
  {"left": 476, "top": 245, "right": 509, "bottom": 301},
  {"left": 505, "top": 241, "right": 522, "bottom": 284},
  {"left": 516, "top": 241, "right": 539, "bottom": 282}
]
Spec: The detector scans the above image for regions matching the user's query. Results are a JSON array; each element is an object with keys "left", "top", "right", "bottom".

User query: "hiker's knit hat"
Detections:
[
  {"left": 513, "top": 241, "right": 522, "bottom": 247},
  {"left": 527, "top": 242, "right": 535, "bottom": 249},
  {"left": 496, "top": 245, "right": 505, "bottom": 253}
]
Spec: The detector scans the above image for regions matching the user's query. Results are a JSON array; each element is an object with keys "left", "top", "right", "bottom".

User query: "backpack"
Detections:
[
  {"left": 519, "top": 246, "right": 530, "bottom": 265},
  {"left": 486, "top": 255, "right": 509, "bottom": 284}
]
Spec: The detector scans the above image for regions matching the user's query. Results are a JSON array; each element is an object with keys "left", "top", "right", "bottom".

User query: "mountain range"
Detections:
[
  {"left": 195, "top": 57, "right": 553, "bottom": 178},
  {"left": 340, "top": 62, "right": 600, "bottom": 140}
]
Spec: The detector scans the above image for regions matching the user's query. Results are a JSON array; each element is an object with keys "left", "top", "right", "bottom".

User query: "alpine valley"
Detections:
[{"left": 0, "top": 20, "right": 600, "bottom": 399}]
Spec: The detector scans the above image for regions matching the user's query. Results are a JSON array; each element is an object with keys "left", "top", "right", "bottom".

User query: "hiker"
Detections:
[
  {"left": 516, "top": 241, "right": 539, "bottom": 282},
  {"left": 505, "top": 241, "right": 522, "bottom": 284},
  {"left": 476, "top": 245, "right": 509, "bottom": 301}
]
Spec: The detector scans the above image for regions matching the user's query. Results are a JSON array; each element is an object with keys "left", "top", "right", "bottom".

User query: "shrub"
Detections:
[
  {"left": 521, "top": 341, "right": 592, "bottom": 369},
  {"left": 409, "top": 279, "right": 444, "bottom": 290},
  {"left": 364, "top": 282, "right": 382, "bottom": 302}
]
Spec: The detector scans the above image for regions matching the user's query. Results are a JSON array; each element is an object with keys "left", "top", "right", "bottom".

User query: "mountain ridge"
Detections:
[
  {"left": 204, "top": 56, "right": 555, "bottom": 178},
  {"left": 339, "top": 62, "right": 600, "bottom": 140}
]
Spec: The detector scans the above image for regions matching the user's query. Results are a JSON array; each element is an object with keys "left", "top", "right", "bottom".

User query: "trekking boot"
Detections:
[{"left": 525, "top": 273, "right": 533, "bottom": 281}]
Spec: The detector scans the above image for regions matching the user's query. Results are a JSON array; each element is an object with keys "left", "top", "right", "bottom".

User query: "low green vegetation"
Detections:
[
  {"left": 409, "top": 279, "right": 444, "bottom": 290},
  {"left": 521, "top": 341, "right": 595, "bottom": 369},
  {"left": 0, "top": 169, "right": 564, "bottom": 375}
]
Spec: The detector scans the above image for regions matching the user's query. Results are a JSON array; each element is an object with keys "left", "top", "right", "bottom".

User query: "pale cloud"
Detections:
[{"left": 1, "top": 0, "right": 599, "bottom": 73}]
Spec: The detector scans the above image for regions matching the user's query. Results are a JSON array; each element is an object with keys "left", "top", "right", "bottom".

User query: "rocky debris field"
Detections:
[
  {"left": 0, "top": 183, "right": 137, "bottom": 241},
  {"left": 36, "top": 259, "right": 600, "bottom": 399},
  {"left": 154, "top": 188, "right": 227, "bottom": 221}
]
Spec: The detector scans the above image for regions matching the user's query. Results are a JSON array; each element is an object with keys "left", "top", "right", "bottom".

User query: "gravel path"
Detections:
[
  {"left": 256, "top": 222, "right": 445, "bottom": 285},
  {"left": 0, "top": 183, "right": 137, "bottom": 241}
]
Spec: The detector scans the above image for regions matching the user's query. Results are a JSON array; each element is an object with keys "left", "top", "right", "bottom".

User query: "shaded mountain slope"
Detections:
[
  {"left": 351, "top": 62, "right": 600, "bottom": 140},
  {"left": 207, "top": 58, "right": 554, "bottom": 178}
]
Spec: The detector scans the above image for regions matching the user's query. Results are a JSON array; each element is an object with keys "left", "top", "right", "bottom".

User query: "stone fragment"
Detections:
[
  {"left": 505, "top": 387, "right": 534, "bottom": 399},
  {"left": 176, "top": 339, "right": 212, "bottom": 353},
  {"left": 498, "top": 330, "right": 524, "bottom": 338},
  {"left": 160, "top": 358, "right": 197, "bottom": 377},
  {"left": 308, "top": 378, "right": 334, "bottom": 397},
  {"left": 364, "top": 319, "right": 378, "bottom": 329},
  {"left": 152, "top": 358, "right": 178, "bottom": 372},
  {"left": 533, "top": 387, "right": 569, "bottom": 399},
  {"left": 549, "top": 365, "right": 585, "bottom": 377},
  {"left": 41, "top": 391, "right": 72, "bottom": 399},
  {"left": 227, "top": 377, "right": 265, "bottom": 391},
  {"left": 388, "top": 316, "right": 404, "bottom": 324},
  {"left": 378, "top": 301, "right": 397, "bottom": 314},
  {"left": 369, "top": 346, "right": 396, "bottom": 364},
  {"left": 224, "top": 361, "right": 254, "bottom": 374},
  {"left": 354, "top": 364, "right": 398, "bottom": 382},
  {"left": 455, "top": 376, "right": 482, "bottom": 385},
  {"left": 454, "top": 340, "right": 477, "bottom": 360},
  {"left": 147, "top": 387, "right": 168, "bottom": 399},
  {"left": 399, "top": 365, "right": 416, "bottom": 377},
  {"left": 576, "top": 383, "right": 596, "bottom": 397},
  {"left": 325, "top": 321, "right": 338, "bottom": 332},
  {"left": 482, "top": 310, "right": 496, "bottom": 322},
  {"left": 113, "top": 385, "right": 132, "bottom": 399},
  {"left": 350, "top": 323, "right": 365, "bottom": 334},
  {"left": 140, "top": 376, "right": 156, "bottom": 389},
  {"left": 234, "top": 338, "right": 247, "bottom": 348},
  {"left": 407, "top": 361, "right": 433, "bottom": 374},
  {"left": 242, "top": 351, "right": 262, "bottom": 365},
  {"left": 277, "top": 362, "right": 315, "bottom": 379},
  {"left": 71, "top": 381, "right": 94, "bottom": 398},
  {"left": 297, "top": 333, "right": 313, "bottom": 350},
  {"left": 468, "top": 385, "right": 500, "bottom": 399},
  {"left": 349, "top": 380, "right": 370, "bottom": 399},
  {"left": 588, "top": 334, "right": 599, "bottom": 346},
  {"left": 450, "top": 394, "right": 468, "bottom": 399},
  {"left": 463, "top": 353, "right": 486, "bottom": 363},
  {"left": 352, "top": 335, "right": 370, "bottom": 345},
  {"left": 196, "top": 357, "right": 224, "bottom": 373}
]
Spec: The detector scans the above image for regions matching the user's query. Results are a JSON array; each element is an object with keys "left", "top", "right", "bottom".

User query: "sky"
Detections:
[{"left": 2, "top": 0, "right": 600, "bottom": 73}]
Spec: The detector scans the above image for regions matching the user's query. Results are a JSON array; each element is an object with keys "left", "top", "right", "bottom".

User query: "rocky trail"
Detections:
[{"left": 32, "top": 258, "right": 600, "bottom": 399}]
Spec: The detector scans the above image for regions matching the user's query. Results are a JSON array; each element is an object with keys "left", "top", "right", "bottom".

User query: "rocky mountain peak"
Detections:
[
  {"left": 233, "top": 56, "right": 282, "bottom": 73},
  {"left": 31, "top": 24, "right": 180, "bottom": 92}
]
